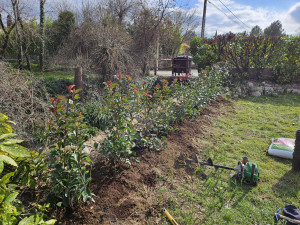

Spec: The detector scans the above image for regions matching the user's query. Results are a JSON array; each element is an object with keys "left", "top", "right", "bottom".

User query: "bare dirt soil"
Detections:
[{"left": 57, "top": 96, "right": 233, "bottom": 224}]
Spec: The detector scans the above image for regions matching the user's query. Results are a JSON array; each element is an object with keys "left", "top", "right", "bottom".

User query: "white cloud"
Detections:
[
  {"left": 281, "top": 2, "right": 300, "bottom": 34},
  {"left": 289, "top": 2, "right": 300, "bottom": 23},
  {"left": 193, "top": 0, "right": 300, "bottom": 36}
]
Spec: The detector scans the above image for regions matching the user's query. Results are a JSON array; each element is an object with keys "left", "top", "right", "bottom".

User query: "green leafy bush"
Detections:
[
  {"left": 99, "top": 69, "right": 230, "bottom": 160},
  {"left": 0, "top": 113, "right": 56, "bottom": 225},
  {"left": 44, "top": 78, "right": 73, "bottom": 96},
  {"left": 79, "top": 101, "right": 110, "bottom": 130},
  {"left": 135, "top": 78, "right": 173, "bottom": 150},
  {"left": 203, "top": 34, "right": 281, "bottom": 74},
  {"left": 273, "top": 36, "right": 300, "bottom": 83},
  {"left": 47, "top": 85, "right": 94, "bottom": 208},
  {"left": 100, "top": 74, "right": 137, "bottom": 159},
  {"left": 12, "top": 149, "right": 49, "bottom": 191},
  {"left": 0, "top": 114, "right": 30, "bottom": 223},
  {"left": 0, "top": 171, "right": 24, "bottom": 224},
  {"left": 0, "top": 114, "right": 31, "bottom": 167},
  {"left": 189, "top": 34, "right": 300, "bottom": 84},
  {"left": 172, "top": 77, "right": 199, "bottom": 122},
  {"left": 190, "top": 36, "right": 217, "bottom": 70}
]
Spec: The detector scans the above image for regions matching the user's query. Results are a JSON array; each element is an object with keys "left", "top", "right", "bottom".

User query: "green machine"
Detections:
[{"left": 199, "top": 156, "right": 259, "bottom": 185}]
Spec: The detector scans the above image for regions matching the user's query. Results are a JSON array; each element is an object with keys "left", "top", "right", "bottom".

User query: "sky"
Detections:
[
  {"left": 175, "top": 0, "right": 300, "bottom": 36},
  {"left": 1, "top": 0, "right": 299, "bottom": 36}
]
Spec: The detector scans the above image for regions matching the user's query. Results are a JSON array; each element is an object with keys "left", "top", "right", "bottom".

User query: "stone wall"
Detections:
[{"left": 228, "top": 81, "right": 300, "bottom": 98}]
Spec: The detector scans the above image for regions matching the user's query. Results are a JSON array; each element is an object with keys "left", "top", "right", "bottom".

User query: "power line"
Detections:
[
  {"left": 207, "top": 0, "right": 248, "bottom": 30},
  {"left": 208, "top": 0, "right": 248, "bottom": 30},
  {"left": 217, "top": 0, "right": 251, "bottom": 29}
]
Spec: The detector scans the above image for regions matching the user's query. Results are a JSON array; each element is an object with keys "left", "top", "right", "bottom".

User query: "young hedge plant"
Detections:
[{"left": 47, "top": 85, "right": 94, "bottom": 208}]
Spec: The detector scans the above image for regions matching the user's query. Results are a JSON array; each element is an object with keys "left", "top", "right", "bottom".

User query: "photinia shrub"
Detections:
[
  {"left": 100, "top": 74, "right": 137, "bottom": 160},
  {"left": 98, "top": 68, "right": 230, "bottom": 159},
  {"left": 47, "top": 85, "right": 94, "bottom": 208}
]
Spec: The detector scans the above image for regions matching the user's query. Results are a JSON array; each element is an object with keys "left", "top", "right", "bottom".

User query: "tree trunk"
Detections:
[
  {"left": 11, "top": 0, "right": 23, "bottom": 70},
  {"left": 74, "top": 67, "right": 84, "bottom": 91},
  {"left": 39, "top": 0, "right": 45, "bottom": 70},
  {"left": 142, "top": 59, "right": 149, "bottom": 76},
  {"left": 17, "top": 14, "right": 31, "bottom": 71}
]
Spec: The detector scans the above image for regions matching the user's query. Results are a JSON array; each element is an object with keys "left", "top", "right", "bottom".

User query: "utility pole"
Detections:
[
  {"left": 154, "top": 0, "right": 162, "bottom": 76},
  {"left": 201, "top": 0, "right": 208, "bottom": 38}
]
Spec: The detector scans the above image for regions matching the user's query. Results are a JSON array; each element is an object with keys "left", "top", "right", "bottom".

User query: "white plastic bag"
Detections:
[{"left": 268, "top": 138, "right": 295, "bottom": 159}]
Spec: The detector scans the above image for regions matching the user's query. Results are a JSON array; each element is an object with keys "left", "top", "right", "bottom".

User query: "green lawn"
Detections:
[
  {"left": 34, "top": 69, "right": 74, "bottom": 80},
  {"left": 162, "top": 94, "right": 300, "bottom": 224},
  {"left": 8, "top": 62, "right": 104, "bottom": 95}
]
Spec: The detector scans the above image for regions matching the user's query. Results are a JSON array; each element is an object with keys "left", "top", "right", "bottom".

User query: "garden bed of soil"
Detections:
[{"left": 57, "top": 96, "right": 232, "bottom": 224}]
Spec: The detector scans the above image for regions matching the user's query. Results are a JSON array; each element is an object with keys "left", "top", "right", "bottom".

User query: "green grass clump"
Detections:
[{"left": 162, "top": 94, "right": 300, "bottom": 225}]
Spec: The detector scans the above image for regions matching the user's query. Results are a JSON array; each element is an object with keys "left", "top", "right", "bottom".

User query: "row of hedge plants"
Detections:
[
  {"left": 97, "top": 66, "right": 231, "bottom": 160},
  {"left": 1, "top": 60, "right": 232, "bottom": 223},
  {"left": 190, "top": 34, "right": 300, "bottom": 84},
  {"left": 0, "top": 84, "right": 97, "bottom": 224}
]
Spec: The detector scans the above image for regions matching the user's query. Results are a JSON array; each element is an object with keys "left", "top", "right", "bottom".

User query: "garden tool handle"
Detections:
[
  {"left": 163, "top": 208, "right": 179, "bottom": 225},
  {"left": 275, "top": 213, "right": 300, "bottom": 224}
]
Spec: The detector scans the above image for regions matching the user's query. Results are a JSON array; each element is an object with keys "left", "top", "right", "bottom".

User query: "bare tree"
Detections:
[
  {"left": 48, "top": 0, "right": 186, "bottom": 78},
  {"left": 16, "top": 7, "right": 32, "bottom": 70},
  {"left": 49, "top": 0, "right": 77, "bottom": 12},
  {"left": 106, "top": 0, "right": 136, "bottom": 26},
  {"left": 1, "top": 0, "right": 39, "bottom": 68},
  {"left": 55, "top": 16, "right": 135, "bottom": 82},
  {"left": 11, "top": 0, "right": 23, "bottom": 69},
  {"left": 168, "top": 9, "right": 198, "bottom": 42},
  {"left": 160, "top": 19, "right": 182, "bottom": 57},
  {"left": 131, "top": 0, "right": 175, "bottom": 75},
  {"left": 79, "top": 0, "right": 107, "bottom": 24}
]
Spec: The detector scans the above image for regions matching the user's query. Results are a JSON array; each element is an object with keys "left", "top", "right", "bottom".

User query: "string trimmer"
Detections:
[{"left": 198, "top": 156, "right": 259, "bottom": 185}]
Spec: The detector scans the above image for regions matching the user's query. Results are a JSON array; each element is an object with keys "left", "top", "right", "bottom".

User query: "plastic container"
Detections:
[{"left": 268, "top": 138, "right": 295, "bottom": 159}]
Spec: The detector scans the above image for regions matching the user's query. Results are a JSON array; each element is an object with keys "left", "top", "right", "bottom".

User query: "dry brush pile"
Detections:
[{"left": 0, "top": 62, "right": 49, "bottom": 145}]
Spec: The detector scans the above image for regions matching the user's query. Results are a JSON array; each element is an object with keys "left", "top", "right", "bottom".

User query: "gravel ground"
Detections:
[{"left": 149, "top": 69, "right": 198, "bottom": 77}]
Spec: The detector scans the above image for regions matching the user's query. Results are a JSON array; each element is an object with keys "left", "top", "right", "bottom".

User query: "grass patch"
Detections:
[
  {"left": 35, "top": 70, "right": 74, "bottom": 80},
  {"left": 162, "top": 94, "right": 300, "bottom": 224},
  {"left": 8, "top": 61, "right": 74, "bottom": 79},
  {"left": 7, "top": 61, "right": 105, "bottom": 95}
]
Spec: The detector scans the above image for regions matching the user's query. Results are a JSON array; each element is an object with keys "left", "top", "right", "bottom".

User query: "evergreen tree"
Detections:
[
  {"left": 49, "top": 10, "right": 75, "bottom": 54},
  {"left": 250, "top": 25, "right": 263, "bottom": 36},
  {"left": 264, "top": 20, "right": 285, "bottom": 36}
]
